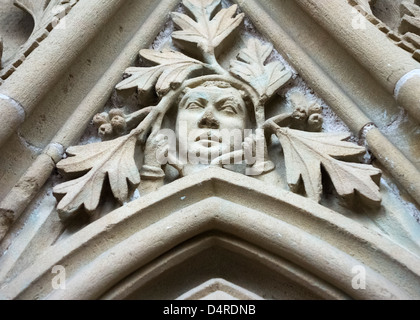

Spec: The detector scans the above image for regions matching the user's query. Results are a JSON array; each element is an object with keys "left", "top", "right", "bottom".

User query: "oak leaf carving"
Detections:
[
  {"left": 230, "top": 38, "right": 292, "bottom": 101},
  {"left": 116, "top": 49, "right": 204, "bottom": 97},
  {"left": 53, "top": 135, "right": 140, "bottom": 219},
  {"left": 171, "top": 0, "right": 244, "bottom": 52},
  {"left": 276, "top": 128, "right": 381, "bottom": 206}
]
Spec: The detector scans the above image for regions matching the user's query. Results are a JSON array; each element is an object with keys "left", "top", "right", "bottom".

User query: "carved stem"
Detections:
[
  {"left": 263, "top": 114, "right": 292, "bottom": 134},
  {"left": 134, "top": 88, "right": 182, "bottom": 143},
  {"left": 203, "top": 51, "right": 230, "bottom": 77},
  {"left": 125, "top": 107, "right": 153, "bottom": 132}
]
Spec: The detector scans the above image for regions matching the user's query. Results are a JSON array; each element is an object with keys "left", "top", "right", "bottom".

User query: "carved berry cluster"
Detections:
[
  {"left": 289, "top": 92, "right": 324, "bottom": 132},
  {"left": 93, "top": 109, "right": 127, "bottom": 139}
]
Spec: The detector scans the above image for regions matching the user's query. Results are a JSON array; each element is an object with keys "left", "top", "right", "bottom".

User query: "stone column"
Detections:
[
  {"left": 0, "top": 0, "right": 126, "bottom": 148},
  {"left": 294, "top": 0, "right": 420, "bottom": 124}
]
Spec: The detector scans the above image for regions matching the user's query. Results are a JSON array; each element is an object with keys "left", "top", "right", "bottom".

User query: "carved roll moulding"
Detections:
[
  {"left": 0, "top": 0, "right": 418, "bottom": 301},
  {"left": 0, "top": 0, "right": 79, "bottom": 82},
  {"left": 349, "top": 0, "right": 420, "bottom": 61}
]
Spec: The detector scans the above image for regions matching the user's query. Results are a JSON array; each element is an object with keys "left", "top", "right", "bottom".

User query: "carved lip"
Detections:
[{"left": 194, "top": 131, "right": 222, "bottom": 144}]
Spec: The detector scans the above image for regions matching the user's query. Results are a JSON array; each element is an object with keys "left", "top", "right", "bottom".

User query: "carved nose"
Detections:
[{"left": 198, "top": 110, "right": 220, "bottom": 129}]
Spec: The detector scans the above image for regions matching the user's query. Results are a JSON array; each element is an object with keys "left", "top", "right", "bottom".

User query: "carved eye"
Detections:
[
  {"left": 186, "top": 102, "right": 204, "bottom": 110},
  {"left": 220, "top": 103, "right": 237, "bottom": 115}
]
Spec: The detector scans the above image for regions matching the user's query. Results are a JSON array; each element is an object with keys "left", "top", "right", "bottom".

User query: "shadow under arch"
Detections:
[{"left": 100, "top": 232, "right": 351, "bottom": 300}]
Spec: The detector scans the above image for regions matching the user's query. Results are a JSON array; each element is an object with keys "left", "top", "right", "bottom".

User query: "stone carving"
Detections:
[
  {"left": 350, "top": 0, "right": 375, "bottom": 14},
  {"left": 264, "top": 123, "right": 381, "bottom": 206},
  {"left": 53, "top": 0, "right": 382, "bottom": 220},
  {"left": 230, "top": 38, "right": 291, "bottom": 104},
  {"left": 171, "top": 0, "right": 244, "bottom": 55},
  {"left": 348, "top": 0, "right": 420, "bottom": 62},
  {"left": 54, "top": 135, "right": 141, "bottom": 218},
  {"left": 116, "top": 49, "right": 206, "bottom": 98},
  {"left": 0, "top": 0, "right": 78, "bottom": 82},
  {"left": 399, "top": 0, "right": 420, "bottom": 49}
]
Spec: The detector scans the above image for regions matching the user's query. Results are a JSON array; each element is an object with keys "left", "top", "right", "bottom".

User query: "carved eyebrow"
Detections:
[
  {"left": 216, "top": 97, "right": 236, "bottom": 105},
  {"left": 183, "top": 97, "right": 207, "bottom": 108},
  {"left": 215, "top": 97, "right": 244, "bottom": 113}
]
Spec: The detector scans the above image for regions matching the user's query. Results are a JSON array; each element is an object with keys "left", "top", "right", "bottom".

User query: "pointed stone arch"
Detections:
[
  {"left": 0, "top": 0, "right": 420, "bottom": 301},
  {"left": 1, "top": 168, "right": 418, "bottom": 299},
  {"left": 100, "top": 234, "right": 347, "bottom": 300},
  {"left": 175, "top": 279, "right": 265, "bottom": 301}
]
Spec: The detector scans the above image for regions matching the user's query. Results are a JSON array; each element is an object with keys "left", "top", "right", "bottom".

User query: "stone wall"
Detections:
[{"left": 0, "top": 0, "right": 419, "bottom": 300}]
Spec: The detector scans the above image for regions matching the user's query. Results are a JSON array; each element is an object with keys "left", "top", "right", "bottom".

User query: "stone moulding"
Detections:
[
  {"left": 0, "top": 0, "right": 128, "bottom": 149},
  {"left": 0, "top": 0, "right": 182, "bottom": 241},
  {"left": 175, "top": 278, "right": 265, "bottom": 300},
  {"left": 103, "top": 235, "right": 349, "bottom": 300},
  {"left": 0, "top": 168, "right": 418, "bottom": 299},
  {"left": 348, "top": 0, "right": 420, "bottom": 61},
  {"left": 0, "top": 0, "right": 419, "bottom": 300},
  {"left": 0, "top": 0, "right": 419, "bottom": 224},
  {"left": 237, "top": 0, "right": 420, "bottom": 205},
  {"left": 297, "top": 0, "right": 420, "bottom": 125},
  {"left": 0, "top": 0, "right": 79, "bottom": 83}
]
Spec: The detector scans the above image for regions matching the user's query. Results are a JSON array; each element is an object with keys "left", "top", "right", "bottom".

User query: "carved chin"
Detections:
[
  {"left": 189, "top": 141, "right": 222, "bottom": 153},
  {"left": 194, "top": 140, "right": 221, "bottom": 148},
  {"left": 189, "top": 141, "right": 231, "bottom": 155}
]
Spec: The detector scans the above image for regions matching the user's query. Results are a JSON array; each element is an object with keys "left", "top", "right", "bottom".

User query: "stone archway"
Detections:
[
  {"left": 1, "top": 0, "right": 420, "bottom": 301},
  {"left": 1, "top": 168, "right": 417, "bottom": 300}
]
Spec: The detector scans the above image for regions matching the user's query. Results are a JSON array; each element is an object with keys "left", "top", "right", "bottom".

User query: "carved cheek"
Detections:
[
  {"left": 177, "top": 108, "right": 202, "bottom": 131},
  {"left": 220, "top": 112, "right": 247, "bottom": 131}
]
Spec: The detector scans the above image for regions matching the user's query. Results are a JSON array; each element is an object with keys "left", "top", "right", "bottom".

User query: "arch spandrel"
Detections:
[{"left": 0, "top": 0, "right": 419, "bottom": 300}]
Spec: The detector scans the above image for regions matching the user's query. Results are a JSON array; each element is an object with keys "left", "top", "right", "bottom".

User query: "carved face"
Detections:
[{"left": 176, "top": 84, "right": 250, "bottom": 159}]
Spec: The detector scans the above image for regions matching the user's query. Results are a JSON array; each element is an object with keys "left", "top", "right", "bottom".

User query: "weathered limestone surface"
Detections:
[
  {"left": 0, "top": 0, "right": 419, "bottom": 300},
  {"left": 0, "top": 0, "right": 33, "bottom": 66}
]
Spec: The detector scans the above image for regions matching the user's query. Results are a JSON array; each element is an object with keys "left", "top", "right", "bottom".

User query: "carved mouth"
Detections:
[{"left": 195, "top": 132, "right": 222, "bottom": 143}]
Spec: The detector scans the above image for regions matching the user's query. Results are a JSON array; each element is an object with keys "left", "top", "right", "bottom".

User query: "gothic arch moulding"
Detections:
[
  {"left": 0, "top": 0, "right": 420, "bottom": 300},
  {"left": 1, "top": 168, "right": 418, "bottom": 300}
]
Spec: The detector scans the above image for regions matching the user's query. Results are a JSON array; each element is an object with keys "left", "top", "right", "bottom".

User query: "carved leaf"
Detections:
[
  {"left": 276, "top": 128, "right": 381, "bottom": 206},
  {"left": 15, "top": 0, "right": 52, "bottom": 25},
  {"left": 171, "top": 1, "right": 244, "bottom": 52},
  {"left": 116, "top": 49, "right": 204, "bottom": 96},
  {"left": 53, "top": 135, "right": 140, "bottom": 219},
  {"left": 15, "top": 0, "right": 73, "bottom": 30},
  {"left": 183, "top": 0, "right": 221, "bottom": 21},
  {"left": 230, "top": 38, "right": 292, "bottom": 100}
]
